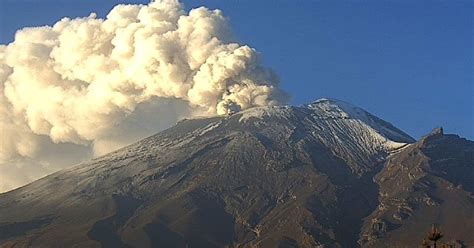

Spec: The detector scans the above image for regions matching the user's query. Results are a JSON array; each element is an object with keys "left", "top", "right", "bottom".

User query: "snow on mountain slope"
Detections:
[
  {"left": 1, "top": 98, "right": 413, "bottom": 200},
  {"left": 0, "top": 98, "right": 423, "bottom": 247},
  {"left": 236, "top": 98, "right": 414, "bottom": 173},
  {"left": 307, "top": 99, "right": 414, "bottom": 163},
  {"left": 306, "top": 98, "right": 414, "bottom": 143},
  {"left": 88, "top": 97, "right": 413, "bottom": 176}
]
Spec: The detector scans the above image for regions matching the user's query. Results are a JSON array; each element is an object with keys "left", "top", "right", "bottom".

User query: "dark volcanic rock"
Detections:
[
  {"left": 0, "top": 99, "right": 471, "bottom": 248},
  {"left": 359, "top": 128, "right": 474, "bottom": 247}
]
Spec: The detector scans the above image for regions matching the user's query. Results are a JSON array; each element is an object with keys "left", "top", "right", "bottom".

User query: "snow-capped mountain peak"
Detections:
[
  {"left": 1, "top": 99, "right": 472, "bottom": 248},
  {"left": 307, "top": 98, "right": 415, "bottom": 144}
]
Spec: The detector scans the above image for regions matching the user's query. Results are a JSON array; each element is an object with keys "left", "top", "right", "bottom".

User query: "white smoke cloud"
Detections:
[{"left": 0, "top": 0, "right": 287, "bottom": 193}]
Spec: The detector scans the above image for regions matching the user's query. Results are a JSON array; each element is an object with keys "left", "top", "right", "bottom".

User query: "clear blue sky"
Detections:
[{"left": 1, "top": 0, "right": 472, "bottom": 140}]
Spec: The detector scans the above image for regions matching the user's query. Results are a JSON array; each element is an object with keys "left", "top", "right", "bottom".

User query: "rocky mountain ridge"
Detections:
[{"left": 0, "top": 99, "right": 472, "bottom": 248}]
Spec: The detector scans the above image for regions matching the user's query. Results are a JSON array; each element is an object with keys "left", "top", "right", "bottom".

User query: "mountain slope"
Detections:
[
  {"left": 0, "top": 99, "right": 471, "bottom": 248},
  {"left": 360, "top": 128, "right": 474, "bottom": 247}
]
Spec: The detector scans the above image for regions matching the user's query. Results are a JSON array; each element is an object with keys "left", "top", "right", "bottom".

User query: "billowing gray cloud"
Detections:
[{"left": 0, "top": 0, "right": 287, "bottom": 192}]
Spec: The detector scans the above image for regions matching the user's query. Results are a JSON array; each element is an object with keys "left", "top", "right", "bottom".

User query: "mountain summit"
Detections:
[{"left": 0, "top": 99, "right": 472, "bottom": 247}]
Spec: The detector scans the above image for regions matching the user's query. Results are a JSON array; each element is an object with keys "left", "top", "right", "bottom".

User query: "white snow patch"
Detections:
[
  {"left": 308, "top": 98, "right": 414, "bottom": 143},
  {"left": 197, "top": 121, "right": 221, "bottom": 136},
  {"left": 238, "top": 105, "right": 291, "bottom": 123},
  {"left": 309, "top": 98, "right": 371, "bottom": 121}
]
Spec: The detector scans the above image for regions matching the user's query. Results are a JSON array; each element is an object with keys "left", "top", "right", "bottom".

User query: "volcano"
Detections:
[{"left": 0, "top": 99, "right": 472, "bottom": 247}]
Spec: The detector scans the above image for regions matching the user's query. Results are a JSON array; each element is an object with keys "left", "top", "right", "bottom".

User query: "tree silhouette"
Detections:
[{"left": 425, "top": 224, "right": 443, "bottom": 248}]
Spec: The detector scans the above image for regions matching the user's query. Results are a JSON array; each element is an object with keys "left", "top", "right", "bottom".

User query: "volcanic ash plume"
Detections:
[{"left": 0, "top": 0, "right": 287, "bottom": 192}]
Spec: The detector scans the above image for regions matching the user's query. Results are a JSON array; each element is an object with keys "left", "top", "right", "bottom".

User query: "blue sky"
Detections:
[{"left": 1, "top": 0, "right": 472, "bottom": 139}]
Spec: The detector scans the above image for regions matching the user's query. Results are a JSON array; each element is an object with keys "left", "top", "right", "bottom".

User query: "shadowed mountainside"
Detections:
[{"left": 0, "top": 99, "right": 472, "bottom": 248}]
